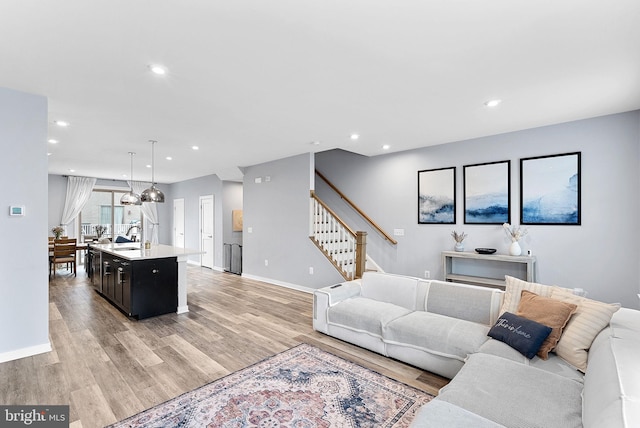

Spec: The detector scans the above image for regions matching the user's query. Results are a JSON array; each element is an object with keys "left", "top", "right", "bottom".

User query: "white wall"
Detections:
[
  {"left": 0, "top": 87, "right": 49, "bottom": 361},
  {"left": 242, "top": 153, "right": 344, "bottom": 291},
  {"left": 315, "top": 111, "right": 640, "bottom": 308}
]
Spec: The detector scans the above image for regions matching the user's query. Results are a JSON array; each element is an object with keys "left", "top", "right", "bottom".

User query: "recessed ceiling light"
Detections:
[
  {"left": 69, "top": 169, "right": 75, "bottom": 173},
  {"left": 382, "top": 144, "right": 391, "bottom": 150},
  {"left": 484, "top": 99, "right": 502, "bottom": 107},
  {"left": 166, "top": 156, "right": 172, "bottom": 160},
  {"left": 310, "top": 141, "right": 321, "bottom": 146},
  {"left": 122, "top": 174, "right": 128, "bottom": 178},
  {"left": 150, "top": 64, "right": 167, "bottom": 75},
  {"left": 48, "top": 139, "right": 58, "bottom": 144},
  {"left": 146, "top": 164, "right": 152, "bottom": 168},
  {"left": 55, "top": 120, "right": 69, "bottom": 127},
  {"left": 350, "top": 133, "right": 360, "bottom": 140},
  {"left": 191, "top": 145, "right": 199, "bottom": 150},
  {"left": 47, "top": 152, "right": 52, "bottom": 156}
]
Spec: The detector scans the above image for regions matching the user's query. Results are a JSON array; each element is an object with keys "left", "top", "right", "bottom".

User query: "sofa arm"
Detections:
[{"left": 313, "top": 280, "right": 362, "bottom": 333}]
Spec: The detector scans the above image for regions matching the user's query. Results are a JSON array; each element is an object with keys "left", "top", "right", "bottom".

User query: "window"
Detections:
[{"left": 80, "top": 190, "right": 142, "bottom": 242}]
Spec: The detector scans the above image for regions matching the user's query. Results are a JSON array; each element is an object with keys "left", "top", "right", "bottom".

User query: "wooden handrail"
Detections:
[{"left": 315, "top": 170, "right": 398, "bottom": 245}]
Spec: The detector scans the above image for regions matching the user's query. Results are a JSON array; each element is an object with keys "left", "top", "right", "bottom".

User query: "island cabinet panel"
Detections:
[
  {"left": 102, "top": 258, "right": 115, "bottom": 299},
  {"left": 130, "top": 258, "right": 178, "bottom": 319},
  {"left": 89, "top": 242, "right": 202, "bottom": 318},
  {"left": 96, "top": 252, "right": 178, "bottom": 319}
]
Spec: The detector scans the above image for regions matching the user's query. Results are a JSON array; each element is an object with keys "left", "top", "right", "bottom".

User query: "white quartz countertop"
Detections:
[{"left": 90, "top": 242, "right": 203, "bottom": 261}]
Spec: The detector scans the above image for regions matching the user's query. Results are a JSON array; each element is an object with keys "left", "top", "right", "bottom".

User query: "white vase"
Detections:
[
  {"left": 454, "top": 242, "right": 465, "bottom": 252},
  {"left": 509, "top": 241, "right": 522, "bottom": 256}
]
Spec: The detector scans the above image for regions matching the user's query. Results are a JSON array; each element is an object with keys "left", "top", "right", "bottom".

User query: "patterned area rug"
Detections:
[{"left": 108, "top": 343, "right": 433, "bottom": 427}]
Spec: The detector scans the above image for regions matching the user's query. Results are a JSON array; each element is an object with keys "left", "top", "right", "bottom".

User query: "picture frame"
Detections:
[
  {"left": 418, "top": 167, "right": 456, "bottom": 224},
  {"left": 463, "top": 160, "right": 510, "bottom": 224},
  {"left": 520, "top": 152, "right": 581, "bottom": 225},
  {"left": 232, "top": 210, "right": 243, "bottom": 232}
]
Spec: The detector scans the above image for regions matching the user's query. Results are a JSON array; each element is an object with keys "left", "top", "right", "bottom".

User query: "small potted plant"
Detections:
[
  {"left": 451, "top": 230, "right": 467, "bottom": 252},
  {"left": 503, "top": 223, "right": 528, "bottom": 255},
  {"left": 51, "top": 226, "right": 64, "bottom": 240}
]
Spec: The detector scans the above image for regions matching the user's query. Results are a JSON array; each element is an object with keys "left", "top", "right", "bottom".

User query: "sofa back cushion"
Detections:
[
  {"left": 360, "top": 271, "right": 419, "bottom": 311},
  {"left": 582, "top": 308, "right": 640, "bottom": 428},
  {"left": 423, "top": 280, "right": 504, "bottom": 326}
]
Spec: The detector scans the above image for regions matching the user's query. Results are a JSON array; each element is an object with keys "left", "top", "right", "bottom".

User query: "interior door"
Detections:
[
  {"left": 200, "top": 195, "right": 214, "bottom": 269},
  {"left": 173, "top": 198, "right": 185, "bottom": 248}
]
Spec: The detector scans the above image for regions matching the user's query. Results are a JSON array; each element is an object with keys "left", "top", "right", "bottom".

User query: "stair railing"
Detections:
[
  {"left": 315, "top": 169, "right": 397, "bottom": 245},
  {"left": 310, "top": 191, "right": 366, "bottom": 281}
]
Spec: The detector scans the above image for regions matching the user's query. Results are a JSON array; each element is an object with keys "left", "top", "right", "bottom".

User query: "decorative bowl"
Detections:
[{"left": 475, "top": 248, "right": 497, "bottom": 254}]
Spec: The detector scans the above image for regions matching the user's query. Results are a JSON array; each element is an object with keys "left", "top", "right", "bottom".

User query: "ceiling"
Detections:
[{"left": 1, "top": 1, "right": 639, "bottom": 183}]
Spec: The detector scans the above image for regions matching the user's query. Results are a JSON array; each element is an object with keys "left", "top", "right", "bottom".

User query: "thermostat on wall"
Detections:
[{"left": 9, "top": 206, "right": 25, "bottom": 216}]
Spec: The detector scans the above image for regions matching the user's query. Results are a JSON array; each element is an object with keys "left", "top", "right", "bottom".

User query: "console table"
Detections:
[{"left": 442, "top": 251, "right": 536, "bottom": 289}]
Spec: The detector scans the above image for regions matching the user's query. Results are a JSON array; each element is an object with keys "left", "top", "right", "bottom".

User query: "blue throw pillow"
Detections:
[{"left": 488, "top": 312, "right": 552, "bottom": 359}]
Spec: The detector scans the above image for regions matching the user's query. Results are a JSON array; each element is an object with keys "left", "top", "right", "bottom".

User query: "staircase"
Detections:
[
  {"left": 310, "top": 171, "right": 398, "bottom": 281},
  {"left": 309, "top": 192, "right": 366, "bottom": 281}
]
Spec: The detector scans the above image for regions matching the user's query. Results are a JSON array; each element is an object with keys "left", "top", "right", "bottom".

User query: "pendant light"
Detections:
[
  {"left": 140, "top": 140, "right": 165, "bottom": 203},
  {"left": 120, "top": 152, "right": 142, "bottom": 205}
]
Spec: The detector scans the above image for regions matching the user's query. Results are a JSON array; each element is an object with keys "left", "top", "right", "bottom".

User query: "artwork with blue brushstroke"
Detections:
[
  {"left": 521, "top": 153, "right": 580, "bottom": 224},
  {"left": 464, "top": 161, "right": 510, "bottom": 224},
  {"left": 419, "top": 168, "right": 455, "bottom": 224}
]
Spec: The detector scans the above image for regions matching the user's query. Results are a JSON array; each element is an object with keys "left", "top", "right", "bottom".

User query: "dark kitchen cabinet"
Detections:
[
  {"left": 130, "top": 258, "right": 177, "bottom": 319},
  {"left": 94, "top": 249, "right": 178, "bottom": 319},
  {"left": 102, "top": 258, "right": 114, "bottom": 299},
  {"left": 113, "top": 258, "right": 132, "bottom": 313}
]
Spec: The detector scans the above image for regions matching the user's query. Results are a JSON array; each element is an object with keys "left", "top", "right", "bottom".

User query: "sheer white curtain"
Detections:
[
  {"left": 129, "top": 180, "right": 159, "bottom": 244},
  {"left": 60, "top": 176, "right": 97, "bottom": 233}
]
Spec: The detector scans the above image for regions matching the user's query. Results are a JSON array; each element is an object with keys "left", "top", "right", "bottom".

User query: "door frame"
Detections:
[
  {"left": 199, "top": 195, "right": 214, "bottom": 268},
  {"left": 173, "top": 198, "right": 185, "bottom": 248}
]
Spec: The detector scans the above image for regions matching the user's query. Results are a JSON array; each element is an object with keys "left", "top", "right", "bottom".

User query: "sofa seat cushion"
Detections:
[
  {"left": 478, "top": 338, "right": 584, "bottom": 383},
  {"left": 327, "top": 297, "right": 412, "bottom": 338},
  {"left": 409, "top": 400, "right": 506, "bottom": 428},
  {"left": 437, "top": 353, "right": 583, "bottom": 428},
  {"left": 384, "top": 311, "right": 489, "bottom": 362}
]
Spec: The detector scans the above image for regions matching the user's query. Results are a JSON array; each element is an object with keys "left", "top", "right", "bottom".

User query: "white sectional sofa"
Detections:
[{"left": 313, "top": 271, "right": 640, "bottom": 428}]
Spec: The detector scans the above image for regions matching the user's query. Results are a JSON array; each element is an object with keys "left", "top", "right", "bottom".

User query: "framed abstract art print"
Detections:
[
  {"left": 520, "top": 152, "right": 581, "bottom": 225},
  {"left": 418, "top": 167, "right": 456, "bottom": 224},
  {"left": 463, "top": 160, "right": 510, "bottom": 224}
]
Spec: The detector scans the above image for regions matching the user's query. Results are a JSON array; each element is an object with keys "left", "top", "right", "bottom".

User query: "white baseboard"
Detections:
[
  {"left": 176, "top": 305, "right": 189, "bottom": 314},
  {"left": 186, "top": 260, "right": 224, "bottom": 272},
  {"left": 0, "top": 342, "right": 52, "bottom": 364},
  {"left": 241, "top": 273, "right": 314, "bottom": 294}
]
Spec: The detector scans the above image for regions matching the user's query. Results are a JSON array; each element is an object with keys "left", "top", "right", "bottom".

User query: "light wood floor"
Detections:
[{"left": 0, "top": 265, "right": 448, "bottom": 428}]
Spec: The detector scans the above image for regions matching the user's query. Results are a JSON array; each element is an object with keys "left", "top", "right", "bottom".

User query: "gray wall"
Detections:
[
  {"left": 315, "top": 111, "right": 640, "bottom": 308},
  {"left": 242, "top": 153, "right": 344, "bottom": 290},
  {"left": 165, "top": 174, "right": 224, "bottom": 268},
  {"left": 222, "top": 181, "right": 243, "bottom": 246},
  {"left": 0, "top": 87, "right": 49, "bottom": 360},
  {"left": 48, "top": 174, "right": 67, "bottom": 231}
]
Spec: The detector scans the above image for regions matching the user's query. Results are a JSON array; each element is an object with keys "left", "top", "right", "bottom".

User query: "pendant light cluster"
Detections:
[
  {"left": 140, "top": 140, "right": 165, "bottom": 203},
  {"left": 120, "top": 152, "right": 141, "bottom": 205}
]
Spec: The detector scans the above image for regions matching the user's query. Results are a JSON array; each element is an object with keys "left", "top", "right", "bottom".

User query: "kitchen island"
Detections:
[{"left": 88, "top": 243, "right": 202, "bottom": 319}]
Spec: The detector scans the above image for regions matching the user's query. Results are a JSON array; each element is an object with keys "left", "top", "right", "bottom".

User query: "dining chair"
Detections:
[{"left": 50, "top": 238, "right": 77, "bottom": 277}]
